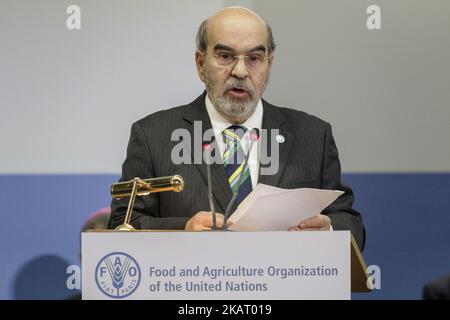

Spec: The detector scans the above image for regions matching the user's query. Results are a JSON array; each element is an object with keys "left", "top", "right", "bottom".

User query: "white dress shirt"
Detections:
[{"left": 205, "top": 94, "right": 262, "bottom": 189}]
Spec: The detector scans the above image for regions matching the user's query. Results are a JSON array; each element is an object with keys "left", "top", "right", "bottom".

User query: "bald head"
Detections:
[
  {"left": 196, "top": 7, "right": 276, "bottom": 56},
  {"left": 210, "top": 6, "right": 266, "bottom": 25}
]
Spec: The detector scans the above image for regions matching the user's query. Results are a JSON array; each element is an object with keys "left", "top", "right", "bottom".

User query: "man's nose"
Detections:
[{"left": 231, "top": 57, "right": 249, "bottom": 79}]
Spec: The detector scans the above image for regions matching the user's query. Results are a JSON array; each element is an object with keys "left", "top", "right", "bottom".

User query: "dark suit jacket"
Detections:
[{"left": 109, "top": 92, "right": 365, "bottom": 250}]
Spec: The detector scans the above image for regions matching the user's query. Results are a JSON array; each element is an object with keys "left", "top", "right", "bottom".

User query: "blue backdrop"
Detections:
[{"left": 1, "top": 173, "right": 449, "bottom": 299}]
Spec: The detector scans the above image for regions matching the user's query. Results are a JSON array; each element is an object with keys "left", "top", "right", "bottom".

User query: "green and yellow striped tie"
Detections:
[{"left": 222, "top": 125, "right": 252, "bottom": 204}]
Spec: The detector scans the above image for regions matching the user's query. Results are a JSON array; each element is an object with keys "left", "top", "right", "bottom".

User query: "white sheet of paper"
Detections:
[{"left": 228, "top": 184, "right": 344, "bottom": 231}]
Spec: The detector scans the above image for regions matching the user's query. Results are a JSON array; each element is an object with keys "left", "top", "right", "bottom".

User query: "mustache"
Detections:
[{"left": 224, "top": 80, "right": 255, "bottom": 96}]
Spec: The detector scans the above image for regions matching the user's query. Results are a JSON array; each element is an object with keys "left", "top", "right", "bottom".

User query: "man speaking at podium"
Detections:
[{"left": 109, "top": 7, "right": 365, "bottom": 251}]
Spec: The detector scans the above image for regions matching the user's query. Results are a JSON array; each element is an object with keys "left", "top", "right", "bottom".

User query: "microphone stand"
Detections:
[{"left": 203, "top": 143, "right": 217, "bottom": 230}]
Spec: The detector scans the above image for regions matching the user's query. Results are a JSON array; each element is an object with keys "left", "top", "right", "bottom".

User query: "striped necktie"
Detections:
[{"left": 222, "top": 125, "right": 253, "bottom": 207}]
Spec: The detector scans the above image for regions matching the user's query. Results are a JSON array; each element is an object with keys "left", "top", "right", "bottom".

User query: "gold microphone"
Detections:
[
  {"left": 110, "top": 175, "right": 184, "bottom": 231},
  {"left": 111, "top": 175, "right": 184, "bottom": 199}
]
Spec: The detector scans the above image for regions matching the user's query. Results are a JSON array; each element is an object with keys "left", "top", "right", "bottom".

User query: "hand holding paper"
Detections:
[{"left": 228, "top": 184, "right": 344, "bottom": 231}]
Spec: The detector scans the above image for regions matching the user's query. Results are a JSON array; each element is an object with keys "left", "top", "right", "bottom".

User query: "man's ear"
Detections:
[
  {"left": 267, "top": 55, "right": 274, "bottom": 72},
  {"left": 195, "top": 50, "right": 206, "bottom": 83}
]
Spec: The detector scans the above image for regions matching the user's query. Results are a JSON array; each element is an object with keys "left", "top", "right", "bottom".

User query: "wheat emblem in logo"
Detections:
[{"left": 95, "top": 252, "right": 141, "bottom": 298}]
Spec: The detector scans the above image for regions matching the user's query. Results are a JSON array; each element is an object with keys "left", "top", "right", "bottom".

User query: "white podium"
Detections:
[{"left": 82, "top": 230, "right": 369, "bottom": 300}]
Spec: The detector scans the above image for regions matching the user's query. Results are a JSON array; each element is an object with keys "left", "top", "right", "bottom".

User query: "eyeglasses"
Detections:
[{"left": 211, "top": 52, "right": 269, "bottom": 70}]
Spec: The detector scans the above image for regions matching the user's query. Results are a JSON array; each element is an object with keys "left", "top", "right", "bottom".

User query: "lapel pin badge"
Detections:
[{"left": 276, "top": 134, "right": 285, "bottom": 143}]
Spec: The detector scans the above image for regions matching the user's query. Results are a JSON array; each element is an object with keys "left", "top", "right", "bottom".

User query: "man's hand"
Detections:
[
  {"left": 185, "top": 211, "right": 224, "bottom": 231},
  {"left": 289, "top": 213, "right": 331, "bottom": 231}
]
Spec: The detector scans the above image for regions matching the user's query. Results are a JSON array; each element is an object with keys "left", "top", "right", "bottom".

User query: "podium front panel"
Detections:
[{"left": 82, "top": 231, "right": 350, "bottom": 300}]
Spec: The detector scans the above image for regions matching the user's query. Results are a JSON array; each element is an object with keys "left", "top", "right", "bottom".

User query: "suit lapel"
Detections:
[
  {"left": 258, "top": 100, "right": 294, "bottom": 187},
  {"left": 182, "top": 92, "right": 232, "bottom": 213},
  {"left": 181, "top": 94, "right": 294, "bottom": 209}
]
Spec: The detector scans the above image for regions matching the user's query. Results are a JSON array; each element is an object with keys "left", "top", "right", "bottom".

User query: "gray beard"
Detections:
[
  {"left": 205, "top": 77, "right": 269, "bottom": 124},
  {"left": 209, "top": 90, "right": 257, "bottom": 123}
]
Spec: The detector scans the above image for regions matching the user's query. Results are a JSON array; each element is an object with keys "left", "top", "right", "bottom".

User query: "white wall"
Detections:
[
  {"left": 0, "top": 0, "right": 222, "bottom": 173},
  {"left": 1, "top": 0, "right": 449, "bottom": 173},
  {"left": 255, "top": 0, "right": 450, "bottom": 172}
]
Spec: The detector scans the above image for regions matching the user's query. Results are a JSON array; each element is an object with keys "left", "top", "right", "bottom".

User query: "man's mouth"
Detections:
[{"left": 228, "top": 87, "right": 249, "bottom": 98}]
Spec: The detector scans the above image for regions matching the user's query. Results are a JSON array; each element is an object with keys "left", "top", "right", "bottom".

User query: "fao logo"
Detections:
[{"left": 95, "top": 252, "right": 141, "bottom": 298}]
